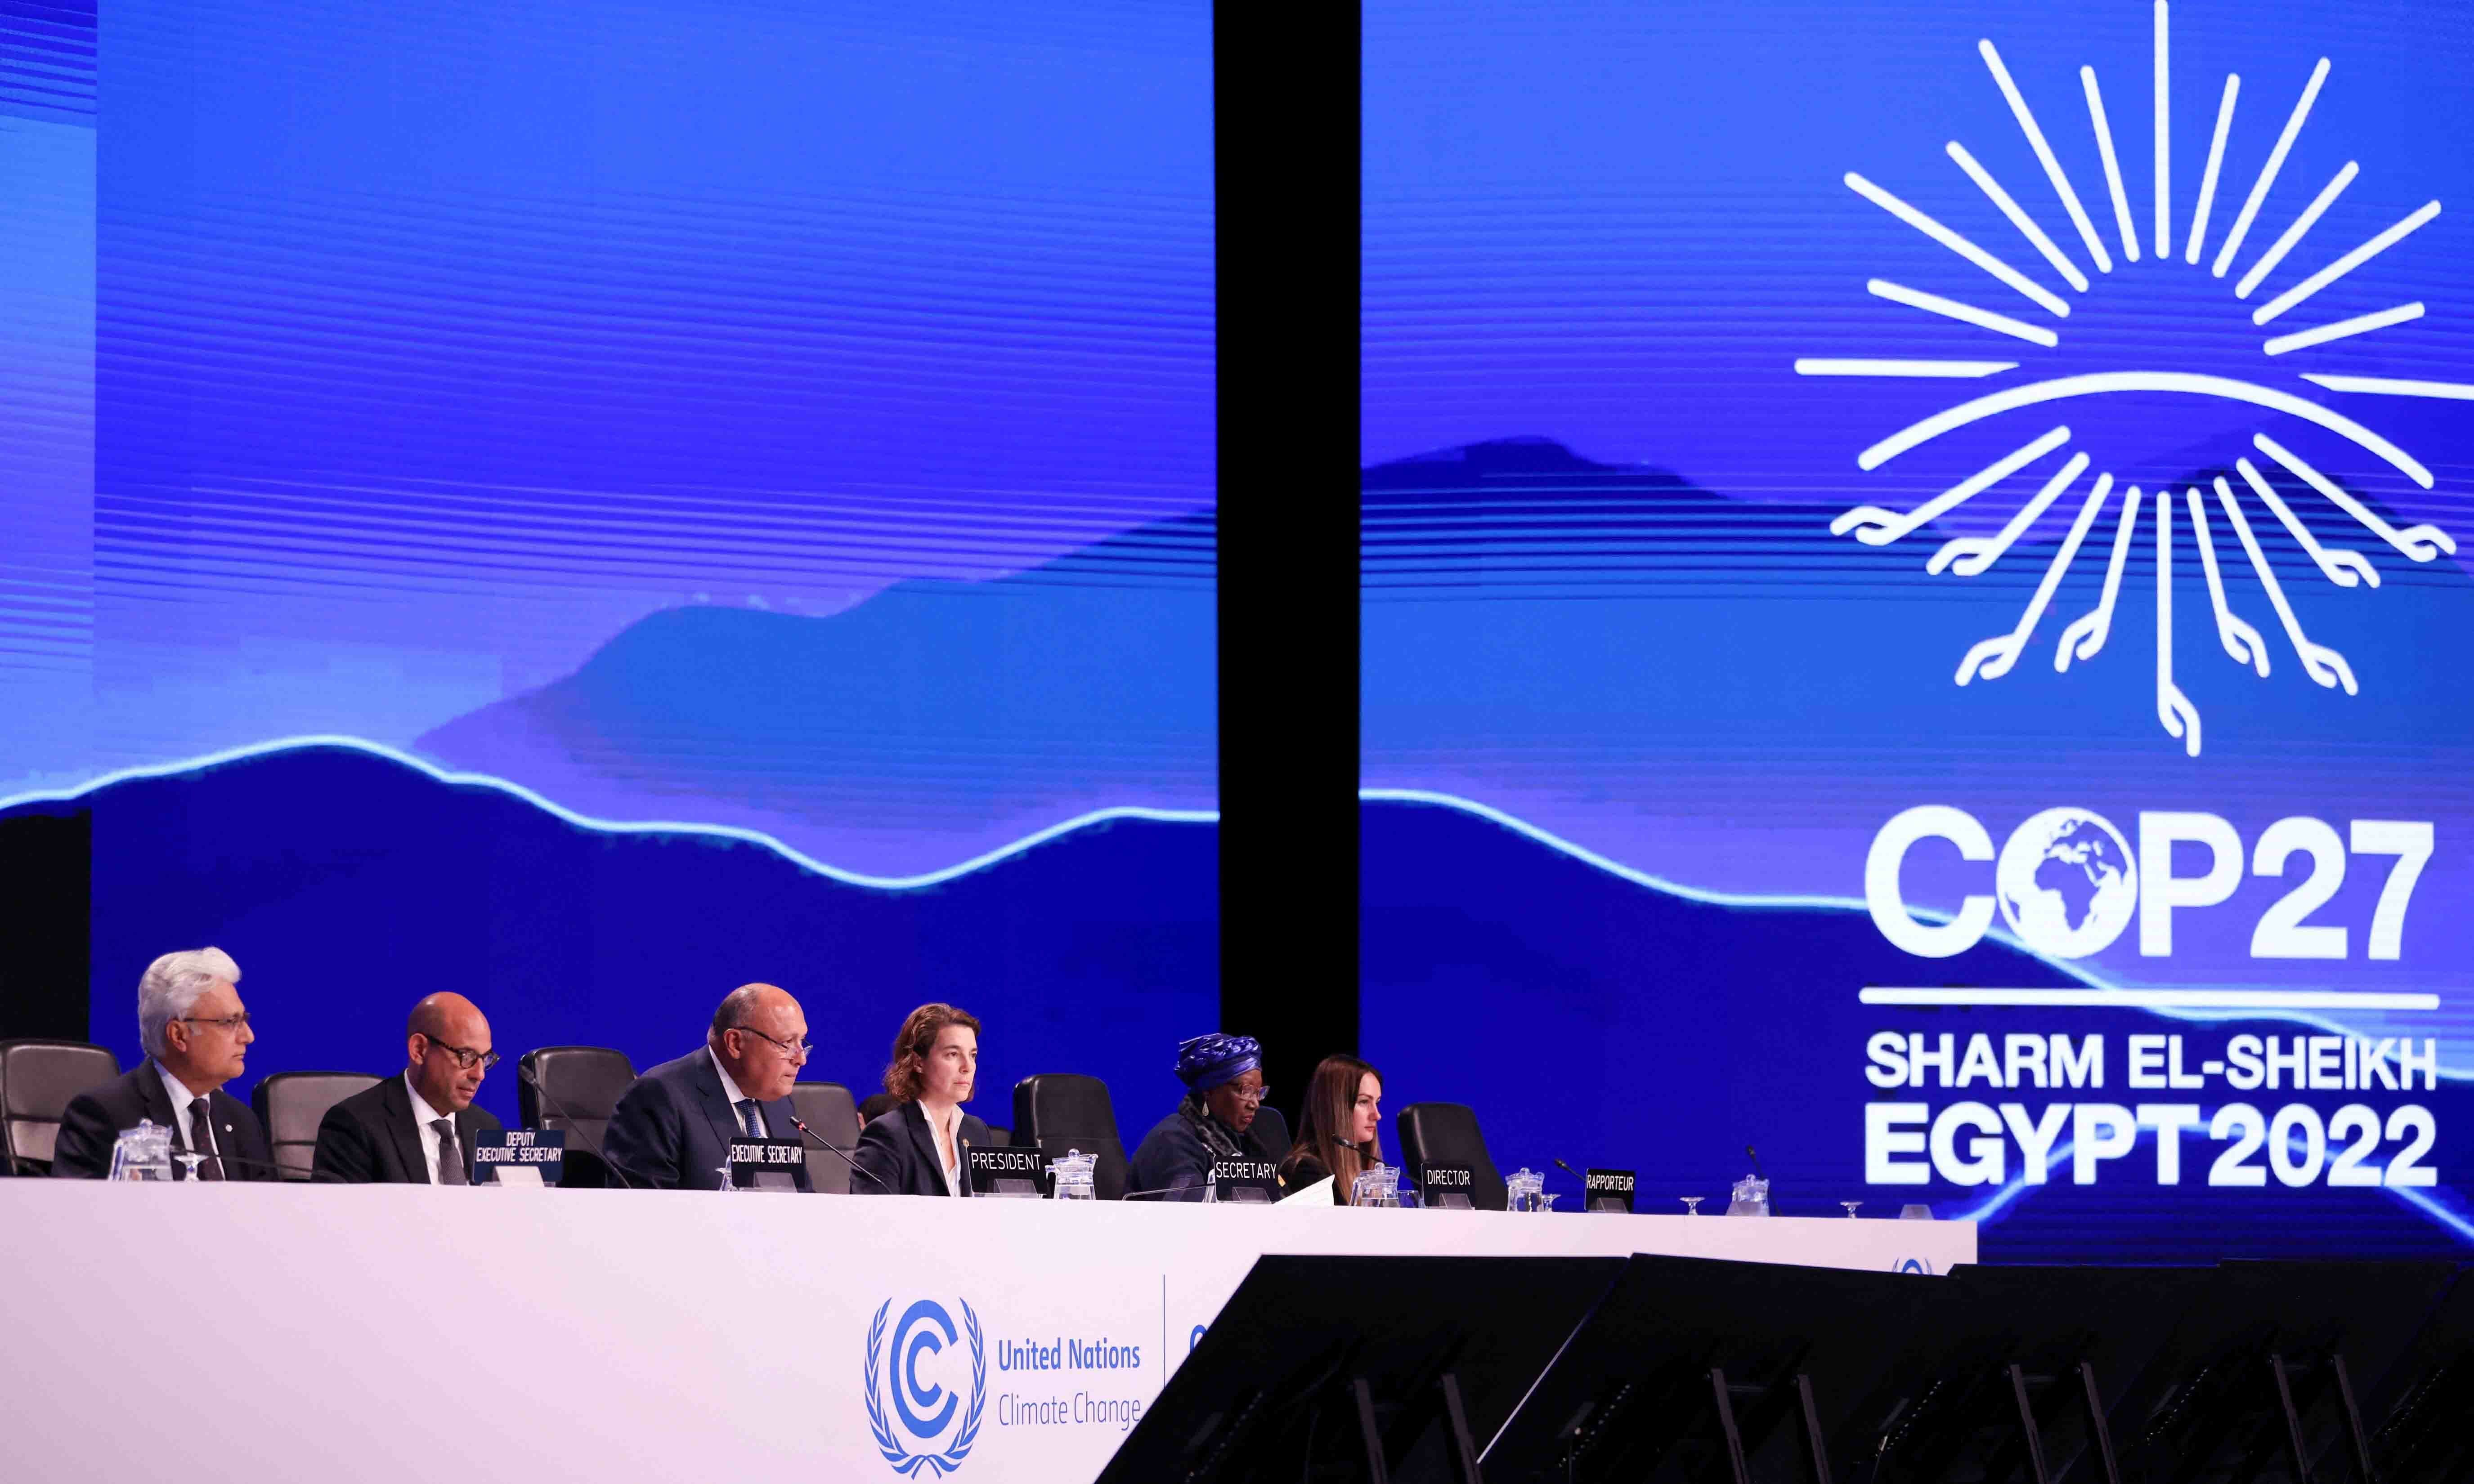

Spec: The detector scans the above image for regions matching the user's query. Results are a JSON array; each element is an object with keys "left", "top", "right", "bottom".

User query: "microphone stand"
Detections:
[
  {"left": 520, "top": 1064, "right": 642, "bottom": 1190},
  {"left": 1552, "top": 1156, "right": 1586, "bottom": 1205},
  {"left": 789, "top": 1117, "right": 890, "bottom": 1191}
]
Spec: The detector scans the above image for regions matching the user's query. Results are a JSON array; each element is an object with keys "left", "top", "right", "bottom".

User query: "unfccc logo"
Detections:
[
  {"left": 864, "top": 1298, "right": 988, "bottom": 1477},
  {"left": 1800, "top": 2, "right": 2461, "bottom": 755}
]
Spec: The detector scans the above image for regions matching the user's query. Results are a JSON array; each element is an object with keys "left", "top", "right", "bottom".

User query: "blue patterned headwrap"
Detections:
[{"left": 1174, "top": 1033, "right": 1262, "bottom": 1091}]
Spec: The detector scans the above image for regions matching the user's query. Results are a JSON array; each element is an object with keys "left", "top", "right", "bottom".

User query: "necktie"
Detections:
[
  {"left": 185, "top": 1098, "right": 224, "bottom": 1181},
  {"left": 433, "top": 1119, "right": 468, "bottom": 1185},
  {"left": 735, "top": 1098, "right": 765, "bottom": 1139}
]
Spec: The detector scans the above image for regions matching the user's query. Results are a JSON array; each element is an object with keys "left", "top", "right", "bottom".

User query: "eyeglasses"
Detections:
[
  {"left": 1226, "top": 1084, "right": 1268, "bottom": 1106},
  {"left": 732, "top": 1026, "right": 812, "bottom": 1061},
  {"left": 417, "top": 1036, "right": 501, "bottom": 1072},
  {"left": 179, "top": 1013, "right": 251, "bottom": 1033}
]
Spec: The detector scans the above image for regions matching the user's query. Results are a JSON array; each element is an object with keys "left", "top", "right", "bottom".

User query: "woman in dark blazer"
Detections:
[{"left": 852, "top": 1003, "right": 992, "bottom": 1196}]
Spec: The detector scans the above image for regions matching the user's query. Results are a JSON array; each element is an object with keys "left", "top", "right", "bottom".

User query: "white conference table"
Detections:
[{"left": 1, "top": 1182, "right": 1973, "bottom": 1483}]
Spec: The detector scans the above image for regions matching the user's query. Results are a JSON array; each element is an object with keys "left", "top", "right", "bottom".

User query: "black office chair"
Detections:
[
  {"left": 251, "top": 1071, "right": 381, "bottom": 1180},
  {"left": 0, "top": 1039, "right": 120, "bottom": 1176},
  {"left": 1012, "top": 1073, "right": 1130, "bottom": 1200},
  {"left": 981, "top": 1125, "right": 1011, "bottom": 1147},
  {"left": 1251, "top": 1104, "right": 1292, "bottom": 1164},
  {"left": 857, "top": 1091, "right": 899, "bottom": 1125},
  {"left": 789, "top": 1081, "right": 862, "bottom": 1193},
  {"left": 517, "top": 1046, "right": 636, "bottom": 1187},
  {"left": 1395, "top": 1102, "right": 1509, "bottom": 1211}
]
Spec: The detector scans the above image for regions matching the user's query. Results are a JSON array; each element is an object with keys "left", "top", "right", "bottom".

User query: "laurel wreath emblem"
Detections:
[{"left": 864, "top": 1298, "right": 987, "bottom": 1478}]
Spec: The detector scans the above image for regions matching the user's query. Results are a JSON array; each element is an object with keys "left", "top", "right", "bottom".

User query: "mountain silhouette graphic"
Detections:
[{"left": 415, "top": 512, "right": 1216, "bottom": 876}]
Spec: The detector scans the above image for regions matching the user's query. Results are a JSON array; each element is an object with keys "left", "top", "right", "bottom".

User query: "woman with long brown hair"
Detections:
[
  {"left": 852, "top": 1002, "right": 992, "bottom": 1197},
  {"left": 1276, "top": 1054, "right": 1384, "bottom": 1203}
]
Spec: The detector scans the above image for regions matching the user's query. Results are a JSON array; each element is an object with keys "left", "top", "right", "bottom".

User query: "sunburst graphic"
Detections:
[{"left": 1798, "top": 0, "right": 2461, "bottom": 757}]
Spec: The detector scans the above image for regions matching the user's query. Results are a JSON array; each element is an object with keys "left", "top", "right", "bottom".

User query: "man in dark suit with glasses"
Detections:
[
  {"left": 313, "top": 992, "right": 505, "bottom": 1184},
  {"left": 52, "top": 947, "right": 277, "bottom": 1180},
  {"left": 600, "top": 983, "right": 816, "bottom": 1191}
]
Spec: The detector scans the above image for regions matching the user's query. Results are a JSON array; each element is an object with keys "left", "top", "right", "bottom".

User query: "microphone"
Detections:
[
  {"left": 1746, "top": 1144, "right": 1764, "bottom": 1178},
  {"left": 789, "top": 1117, "right": 888, "bottom": 1191},
  {"left": 520, "top": 1062, "right": 641, "bottom": 1190},
  {"left": 1553, "top": 1157, "right": 1582, "bottom": 1183}
]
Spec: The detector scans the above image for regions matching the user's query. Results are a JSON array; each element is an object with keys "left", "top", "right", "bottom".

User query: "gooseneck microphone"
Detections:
[
  {"left": 789, "top": 1117, "right": 889, "bottom": 1191},
  {"left": 520, "top": 1062, "right": 641, "bottom": 1190}
]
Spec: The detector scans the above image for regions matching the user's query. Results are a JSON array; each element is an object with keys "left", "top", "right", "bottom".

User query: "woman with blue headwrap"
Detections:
[{"left": 1127, "top": 1033, "right": 1280, "bottom": 1200}]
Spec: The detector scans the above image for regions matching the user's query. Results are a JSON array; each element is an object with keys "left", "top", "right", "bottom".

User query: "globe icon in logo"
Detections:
[{"left": 1994, "top": 807, "right": 2138, "bottom": 958}]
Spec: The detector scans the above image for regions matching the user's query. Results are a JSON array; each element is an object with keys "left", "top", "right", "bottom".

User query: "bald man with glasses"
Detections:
[
  {"left": 600, "top": 983, "right": 816, "bottom": 1191},
  {"left": 313, "top": 992, "right": 505, "bottom": 1184}
]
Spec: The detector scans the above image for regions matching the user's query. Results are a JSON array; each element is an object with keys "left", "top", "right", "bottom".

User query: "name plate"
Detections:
[
  {"left": 965, "top": 1145, "right": 1048, "bottom": 1198},
  {"left": 1584, "top": 1167, "right": 1637, "bottom": 1213},
  {"left": 730, "top": 1137, "right": 805, "bottom": 1192},
  {"left": 471, "top": 1128, "right": 565, "bottom": 1187},
  {"left": 1210, "top": 1157, "right": 1280, "bottom": 1204},
  {"left": 1416, "top": 1163, "right": 1476, "bottom": 1209}
]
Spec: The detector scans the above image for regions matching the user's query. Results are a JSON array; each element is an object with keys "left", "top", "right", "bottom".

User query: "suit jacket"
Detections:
[
  {"left": 852, "top": 1100, "right": 992, "bottom": 1197},
  {"left": 50, "top": 1064, "right": 276, "bottom": 1180},
  {"left": 600, "top": 1049, "right": 812, "bottom": 1192},
  {"left": 311, "top": 1074, "right": 504, "bottom": 1184}
]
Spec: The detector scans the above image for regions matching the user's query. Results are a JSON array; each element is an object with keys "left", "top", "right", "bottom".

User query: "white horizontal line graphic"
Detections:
[
  {"left": 2300, "top": 372, "right": 2474, "bottom": 400},
  {"left": 1855, "top": 371, "right": 2433, "bottom": 487},
  {"left": 1796, "top": 358, "right": 2019, "bottom": 377},
  {"left": 1861, "top": 987, "right": 2440, "bottom": 1010}
]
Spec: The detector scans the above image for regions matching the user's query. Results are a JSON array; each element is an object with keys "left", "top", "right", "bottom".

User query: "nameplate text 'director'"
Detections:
[{"left": 1416, "top": 1163, "right": 1476, "bottom": 1209}]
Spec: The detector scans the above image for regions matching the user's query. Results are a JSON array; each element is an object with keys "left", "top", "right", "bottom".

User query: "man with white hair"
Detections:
[{"left": 51, "top": 948, "right": 276, "bottom": 1180}]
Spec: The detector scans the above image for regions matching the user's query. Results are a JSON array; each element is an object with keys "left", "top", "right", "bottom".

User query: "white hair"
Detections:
[{"left": 137, "top": 947, "right": 242, "bottom": 1058}]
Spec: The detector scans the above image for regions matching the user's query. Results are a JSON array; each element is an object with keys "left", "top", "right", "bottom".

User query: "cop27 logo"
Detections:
[
  {"left": 1800, "top": 1, "right": 2459, "bottom": 755},
  {"left": 864, "top": 1298, "right": 987, "bottom": 1477}
]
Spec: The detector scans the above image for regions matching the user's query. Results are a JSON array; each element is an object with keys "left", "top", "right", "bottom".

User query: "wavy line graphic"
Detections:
[
  {"left": 0, "top": 735, "right": 1220, "bottom": 892},
  {"left": 1359, "top": 786, "right": 2467, "bottom": 1077}
]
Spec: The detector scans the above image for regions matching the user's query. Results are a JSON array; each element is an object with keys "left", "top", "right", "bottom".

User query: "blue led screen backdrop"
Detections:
[
  {"left": 0, "top": 0, "right": 1218, "bottom": 1121},
  {"left": 1362, "top": 0, "right": 2474, "bottom": 1260}
]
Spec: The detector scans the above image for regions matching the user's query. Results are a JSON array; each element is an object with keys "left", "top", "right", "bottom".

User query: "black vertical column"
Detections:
[
  {"left": 0, "top": 811, "right": 93, "bottom": 1041},
  {"left": 1213, "top": 4, "right": 1362, "bottom": 1124}
]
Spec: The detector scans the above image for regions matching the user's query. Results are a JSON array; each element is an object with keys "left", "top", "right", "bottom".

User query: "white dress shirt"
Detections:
[
  {"left": 153, "top": 1061, "right": 215, "bottom": 1153},
  {"left": 707, "top": 1048, "right": 766, "bottom": 1137},
  {"left": 404, "top": 1073, "right": 456, "bottom": 1184},
  {"left": 923, "top": 1104, "right": 961, "bottom": 1195}
]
